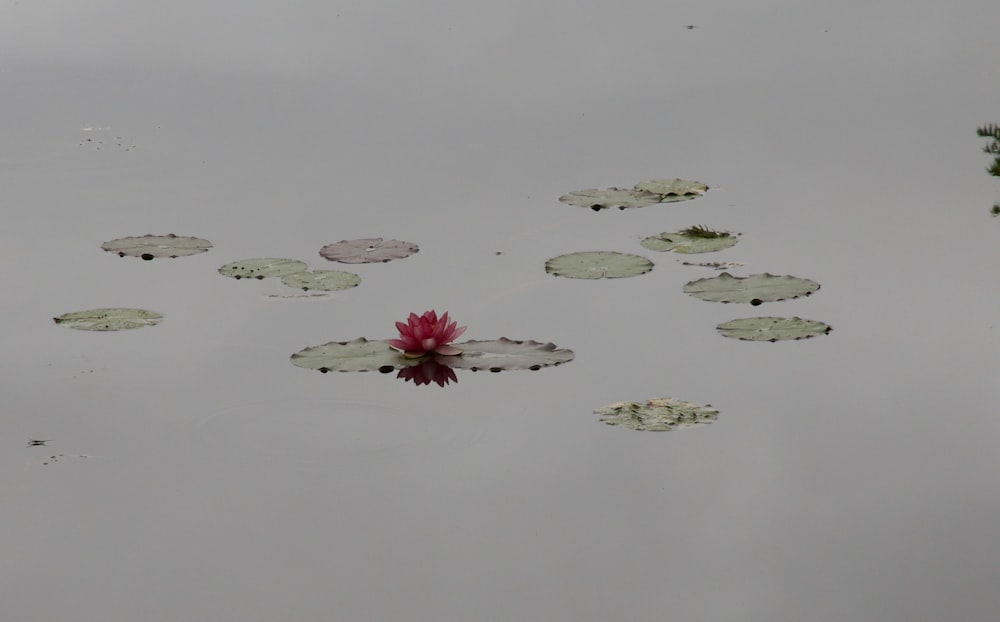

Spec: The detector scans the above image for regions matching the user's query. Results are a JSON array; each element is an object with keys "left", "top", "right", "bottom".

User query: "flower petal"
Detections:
[{"left": 434, "top": 344, "right": 463, "bottom": 356}]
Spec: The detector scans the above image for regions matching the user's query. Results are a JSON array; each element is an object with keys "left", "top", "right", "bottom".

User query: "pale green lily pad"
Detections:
[
  {"left": 280, "top": 270, "right": 361, "bottom": 291},
  {"left": 290, "top": 338, "right": 419, "bottom": 373},
  {"left": 437, "top": 338, "right": 575, "bottom": 372},
  {"left": 319, "top": 238, "right": 419, "bottom": 264},
  {"left": 558, "top": 188, "right": 663, "bottom": 211},
  {"left": 101, "top": 233, "right": 213, "bottom": 260},
  {"left": 594, "top": 397, "right": 719, "bottom": 431},
  {"left": 681, "top": 260, "right": 745, "bottom": 270},
  {"left": 546, "top": 251, "right": 653, "bottom": 279},
  {"left": 54, "top": 308, "right": 162, "bottom": 331},
  {"left": 634, "top": 178, "right": 708, "bottom": 199},
  {"left": 219, "top": 258, "right": 308, "bottom": 280},
  {"left": 717, "top": 317, "right": 832, "bottom": 342},
  {"left": 683, "top": 272, "right": 819, "bottom": 304},
  {"left": 641, "top": 227, "right": 738, "bottom": 254}
]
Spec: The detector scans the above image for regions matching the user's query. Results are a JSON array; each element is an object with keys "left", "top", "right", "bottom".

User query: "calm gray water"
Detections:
[{"left": 3, "top": 2, "right": 1000, "bottom": 621}]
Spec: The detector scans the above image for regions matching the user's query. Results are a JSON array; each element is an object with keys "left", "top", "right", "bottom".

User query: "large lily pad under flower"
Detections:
[
  {"left": 594, "top": 397, "right": 719, "bottom": 431},
  {"left": 291, "top": 337, "right": 574, "bottom": 374},
  {"left": 291, "top": 338, "right": 418, "bottom": 373},
  {"left": 280, "top": 270, "right": 361, "bottom": 292},
  {"left": 716, "top": 316, "right": 832, "bottom": 342},
  {"left": 319, "top": 238, "right": 419, "bottom": 264},
  {"left": 545, "top": 251, "right": 653, "bottom": 279},
  {"left": 683, "top": 272, "right": 819, "bottom": 304},
  {"left": 641, "top": 226, "right": 738, "bottom": 254},
  {"left": 101, "top": 234, "right": 213, "bottom": 260},
  {"left": 54, "top": 308, "right": 162, "bottom": 331},
  {"left": 218, "top": 258, "right": 308, "bottom": 280},
  {"left": 558, "top": 188, "right": 663, "bottom": 211},
  {"left": 437, "top": 338, "right": 575, "bottom": 372}
]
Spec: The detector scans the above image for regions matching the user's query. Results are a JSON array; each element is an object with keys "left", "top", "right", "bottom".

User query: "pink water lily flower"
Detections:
[{"left": 387, "top": 310, "right": 467, "bottom": 357}]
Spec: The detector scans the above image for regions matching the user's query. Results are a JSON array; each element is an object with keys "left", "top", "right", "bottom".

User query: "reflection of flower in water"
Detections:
[
  {"left": 387, "top": 310, "right": 466, "bottom": 357},
  {"left": 396, "top": 358, "right": 458, "bottom": 387}
]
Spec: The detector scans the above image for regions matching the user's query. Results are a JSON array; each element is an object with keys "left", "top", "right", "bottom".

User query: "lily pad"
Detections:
[
  {"left": 683, "top": 272, "right": 819, "bottom": 304},
  {"left": 437, "top": 338, "right": 575, "bottom": 372},
  {"left": 53, "top": 308, "right": 162, "bottom": 331},
  {"left": 594, "top": 397, "right": 719, "bottom": 431},
  {"left": 319, "top": 238, "right": 419, "bottom": 264},
  {"left": 558, "top": 188, "right": 663, "bottom": 211},
  {"left": 290, "top": 338, "right": 419, "bottom": 373},
  {"left": 101, "top": 234, "right": 212, "bottom": 260},
  {"left": 280, "top": 270, "right": 361, "bottom": 292},
  {"left": 681, "top": 260, "right": 745, "bottom": 270},
  {"left": 218, "top": 258, "right": 308, "bottom": 280},
  {"left": 641, "top": 227, "right": 738, "bottom": 254},
  {"left": 716, "top": 316, "right": 832, "bottom": 342},
  {"left": 633, "top": 178, "right": 708, "bottom": 200},
  {"left": 545, "top": 251, "right": 653, "bottom": 279}
]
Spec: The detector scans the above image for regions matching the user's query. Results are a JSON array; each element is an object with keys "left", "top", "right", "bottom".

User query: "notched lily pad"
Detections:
[
  {"left": 437, "top": 338, "right": 575, "bottom": 372},
  {"left": 280, "top": 270, "right": 361, "bottom": 292},
  {"left": 545, "top": 251, "right": 653, "bottom": 279},
  {"left": 641, "top": 226, "right": 738, "bottom": 254},
  {"left": 558, "top": 188, "right": 663, "bottom": 211},
  {"left": 219, "top": 258, "right": 308, "bottom": 280},
  {"left": 319, "top": 238, "right": 419, "bottom": 264},
  {"left": 717, "top": 316, "right": 832, "bottom": 342},
  {"left": 683, "top": 272, "right": 819, "bottom": 304},
  {"left": 101, "top": 234, "right": 212, "bottom": 260},
  {"left": 290, "top": 338, "right": 418, "bottom": 373},
  {"left": 633, "top": 178, "right": 708, "bottom": 199},
  {"left": 54, "top": 308, "right": 162, "bottom": 331},
  {"left": 594, "top": 397, "right": 719, "bottom": 431}
]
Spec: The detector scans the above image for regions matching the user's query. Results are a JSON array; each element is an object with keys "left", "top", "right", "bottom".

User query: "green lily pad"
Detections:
[
  {"left": 716, "top": 317, "right": 832, "bottom": 342},
  {"left": 218, "top": 258, "right": 308, "bottom": 280},
  {"left": 558, "top": 188, "right": 663, "bottom": 211},
  {"left": 641, "top": 226, "right": 738, "bottom": 254},
  {"left": 280, "top": 270, "right": 361, "bottom": 292},
  {"left": 319, "top": 238, "right": 419, "bottom": 264},
  {"left": 437, "top": 338, "right": 575, "bottom": 372},
  {"left": 290, "top": 338, "right": 419, "bottom": 373},
  {"left": 546, "top": 251, "right": 653, "bottom": 279},
  {"left": 101, "top": 233, "right": 213, "bottom": 260},
  {"left": 633, "top": 178, "right": 708, "bottom": 199},
  {"left": 683, "top": 272, "right": 819, "bottom": 304},
  {"left": 53, "top": 308, "right": 163, "bottom": 331},
  {"left": 681, "top": 260, "right": 745, "bottom": 270},
  {"left": 594, "top": 397, "right": 719, "bottom": 431}
]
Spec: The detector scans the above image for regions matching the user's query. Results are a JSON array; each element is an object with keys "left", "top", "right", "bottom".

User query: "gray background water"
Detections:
[{"left": 3, "top": 1, "right": 1000, "bottom": 620}]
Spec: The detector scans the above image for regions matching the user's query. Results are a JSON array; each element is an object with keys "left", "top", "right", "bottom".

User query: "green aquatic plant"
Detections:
[
  {"left": 290, "top": 337, "right": 574, "bottom": 374},
  {"left": 683, "top": 272, "right": 820, "bottom": 305},
  {"left": 558, "top": 178, "right": 708, "bottom": 211},
  {"left": 101, "top": 234, "right": 212, "bottom": 260},
  {"left": 545, "top": 251, "right": 653, "bottom": 279},
  {"left": 681, "top": 225, "right": 729, "bottom": 239},
  {"left": 977, "top": 123, "right": 1000, "bottom": 177},
  {"left": 641, "top": 227, "right": 738, "bottom": 254},
  {"left": 279, "top": 270, "right": 361, "bottom": 292},
  {"left": 218, "top": 258, "right": 308, "bottom": 280},
  {"left": 716, "top": 316, "right": 832, "bottom": 342},
  {"left": 319, "top": 238, "right": 419, "bottom": 264},
  {"left": 594, "top": 397, "right": 719, "bottom": 431},
  {"left": 53, "top": 308, "right": 162, "bottom": 331}
]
